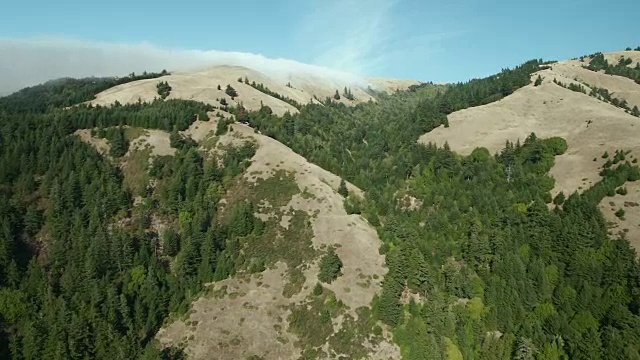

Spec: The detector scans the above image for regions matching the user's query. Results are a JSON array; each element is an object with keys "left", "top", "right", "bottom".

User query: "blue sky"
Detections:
[{"left": 1, "top": 0, "right": 639, "bottom": 93}]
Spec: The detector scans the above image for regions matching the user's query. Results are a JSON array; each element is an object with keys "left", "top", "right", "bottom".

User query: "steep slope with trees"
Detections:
[
  {"left": 156, "top": 120, "right": 397, "bottom": 359},
  {"left": 419, "top": 51, "right": 640, "bottom": 254},
  {"left": 1, "top": 50, "right": 640, "bottom": 360},
  {"left": 0, "top": 70, "right": 169, "bottom": 113},
  {"left": 236, "top": 53, "right": 640, "bottom": 359}
]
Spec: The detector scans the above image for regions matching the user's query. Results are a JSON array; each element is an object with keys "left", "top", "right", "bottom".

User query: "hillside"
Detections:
[
  {"left": 2, "top": 50, "right": 640, "bottom": 360},
  {"left": 90, "top": 65, "right": 420, "bottom": 116},
  {"left": 419, "top": 50, "right": 640, "bottom": 253},
  {"left": 72, "top": 116, "right": 398, "bottom": 359},
  {"left": 160, "top": 120, "right": 397, "bottom": 359}
]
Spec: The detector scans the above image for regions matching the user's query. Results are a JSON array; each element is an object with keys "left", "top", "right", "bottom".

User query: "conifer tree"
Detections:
[{"left": 338, "top": 179, "right": 349, "bottom": 197}]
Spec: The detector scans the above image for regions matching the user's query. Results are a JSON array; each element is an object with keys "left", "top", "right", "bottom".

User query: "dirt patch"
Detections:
[
  {"left": 74, "top": 129, "right": 110, "bottom": 155},
  {"left": 128, "top": 129, "right": 176, "bottom": 157},
  {"left": 181, "top": 117, "right": 220, "bottom": 142},
  {"left": 157, "top": 263, "right": 300, "bottom": 360},
  {"left": 367, "top": 78, "right": 421, "bottom": 92},
  {"left": 598, "top": 180, "right": 640, "bottom": 254},
  {"left": 121, "top": 147, "right": 151, "bottom": 195}
]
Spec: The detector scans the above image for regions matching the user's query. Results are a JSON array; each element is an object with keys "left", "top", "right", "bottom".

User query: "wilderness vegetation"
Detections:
[
  {"left": 241, "top": 58, "right": 640, "bottom": 359},
  {"left": 0, "top": 51, "right": 639, "bottom": 360},
  {"left": 0, "top": 70, "right": 169, "bottom": 113},
  {"left": 0, "top": 82, "right": 256, "bottom": 359}
]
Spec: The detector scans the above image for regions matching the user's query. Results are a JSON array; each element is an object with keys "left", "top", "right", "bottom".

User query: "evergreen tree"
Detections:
[
  {"left": 318, "top": 248, "right": 343, "bottom": 283},
  {"left": 338, "top": 179, "right": 349, "bottom": 197},
  {"left": 225, "top": 85, "right": 238, "bottom": 97},
  {"left": 534, "top": 75, "right": 543, "bottom": 86}
]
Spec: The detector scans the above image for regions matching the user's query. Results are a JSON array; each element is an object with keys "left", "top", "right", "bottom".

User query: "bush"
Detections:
[
  {"left": 225, "top": 85, "right": 238, "bottom": 97},
  {"left": 553, "top": 192, "right": 565, "bottom": 205},
  {"left": 344, "top": 196, "right": 362, "bottom": 215},
  {"left": 534, "top": 75, "right": 543, "bottom": 86},
  {"left": 313, "top": 283, "right": 324, "bottom": 296},
  {"left": 156, "top": 81, "right": 172, "bottom": 99},
  {"left": 543, "top": 137, "right": 568, "bottom": 155},
  {"left": 615, "top": 208, "right": 626, "bottom": 219},
  {"left": 616, "top": 187, "right": 628, "bottom": 196},
  {"left": 338, "top": 179, "right": 349, "bottom": 197},
  {"left": 318, "top": 249, "right": 343, "bottom": 283},
  {"left": 215, "top": 118, "right": 234, "bottom": 136}
]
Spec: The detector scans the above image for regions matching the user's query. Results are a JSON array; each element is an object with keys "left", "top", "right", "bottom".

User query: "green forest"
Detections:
[
  {"left": 0, "top": 78, "right": 256, "bottom": 359},
  {"left": 1, "top": 54, "right": 640, "bottom": 360},
  {"left": 240, "top": 58, "right": 640, "bottom": 359},
  {"left": 0, "top": 70, "right": 169, "bottom": 114}
]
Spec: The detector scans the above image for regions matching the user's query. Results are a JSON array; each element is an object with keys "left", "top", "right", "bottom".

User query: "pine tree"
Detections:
[
  {"left": 225, "top": 84, "right": 238, "bottom": 97},
  {"left": 109, "top": 128, "right": 128, "bottom": 157},
  {"left": 534, "top": 75, "right": 543, "bottom": 86},
  {"left": 163, "top": 228, "right": 180, "bottom": 257},
  {"left": 318, "top": 248, "right": 343, "bottom": 283},
  {"left": 338, "top": 179, "right": 349, "bottom": 197}
]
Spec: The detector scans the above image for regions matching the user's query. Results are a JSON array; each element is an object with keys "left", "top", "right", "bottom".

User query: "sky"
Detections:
[{"left": 1, "top": 0, "right": 639, "bottom": 94}]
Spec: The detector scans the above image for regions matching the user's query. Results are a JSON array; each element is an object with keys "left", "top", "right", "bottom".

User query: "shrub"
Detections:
[
  {"left": 616, "top": 187, "right": 628, "bottom": 196},
  {"left": 313, "top": 282, "right": 323, "bottom": 296},
  {"left": 543, "top": 137, "right": 568, "bottom": 155},
  {"left": 615, "top": 208, "right": 625, "bottom": 219},
  {"left": 534, "top": 75, "right": 543, "bottom": 86},
  {"left": 343, "top": 87, "right": 355, "bottom": 100},
  {"left": 318, "top": 249, "right": 343, "bottom": 283},
  {"left": 338, "top": 179, "right": 349, "bottom": 197},
  {"left": 225, "top": 85, "right": 238, "bottom": 97},
  {"left": 344, "top": 196, "right": 362, "bottom": 215},
  {"left": 553, "top": 192, "right": 565, "bottom": 205},
  {"left": 156, "top": 81, "right": 172, "bottom": 99}
]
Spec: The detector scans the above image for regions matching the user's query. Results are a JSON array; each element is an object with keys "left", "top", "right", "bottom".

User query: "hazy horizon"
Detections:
[{"left": 1, "top": 0, "right": 639, "bottom": 95}]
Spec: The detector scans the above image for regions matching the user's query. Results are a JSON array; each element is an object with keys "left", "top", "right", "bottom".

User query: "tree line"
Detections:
[{"left": 0, "top": 70, "right": 170, "bottom": 114}]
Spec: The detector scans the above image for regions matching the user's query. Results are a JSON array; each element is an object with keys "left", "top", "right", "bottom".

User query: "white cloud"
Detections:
[
  {"left": 0, "top": 36, "right": 366, "bottom": 95},
  {"left": 297, "top": 0, "right": 399, "bottom": 75}
]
